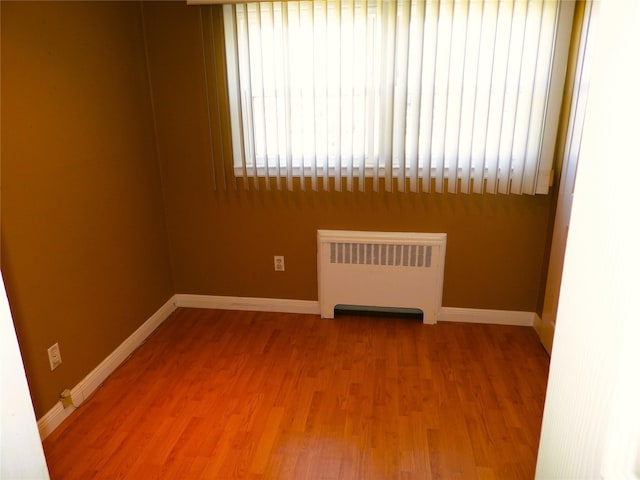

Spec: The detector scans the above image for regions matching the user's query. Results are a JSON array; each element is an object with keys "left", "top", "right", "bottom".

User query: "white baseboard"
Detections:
[
  {"left": 176, "top": 295, "right": 534, "bottom": 326},
  {"left": 37, "top": 296, "right": 177, "bottom": 440},
  {"left": 36, "top": 296, "right": 535, "bottom": 439},
  {"left": 533, "top": 313, "right": 554, "bottom": 354},
  {"left": 175, "top": 294, "right": 320, "bottom": 315},
  {"left": 438, "top": 307, "right": 535, "bottom": 326}
]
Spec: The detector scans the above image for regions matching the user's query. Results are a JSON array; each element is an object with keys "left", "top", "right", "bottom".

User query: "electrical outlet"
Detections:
[
  {"left": 274, "top": 255, "right": 285, "bottom": 272},
  {"left": 48, "top": 343, "right": 62, "bottom": 371}
]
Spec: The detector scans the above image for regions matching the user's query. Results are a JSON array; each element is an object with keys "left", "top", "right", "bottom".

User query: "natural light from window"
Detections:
[{"left": 223, "top": 0, "right": 573, "bottom": 194}]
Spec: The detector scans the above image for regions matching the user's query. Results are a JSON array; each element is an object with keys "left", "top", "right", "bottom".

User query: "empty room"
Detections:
[{"left": 2, "top": 0, "right": 639, "bottom": 479}]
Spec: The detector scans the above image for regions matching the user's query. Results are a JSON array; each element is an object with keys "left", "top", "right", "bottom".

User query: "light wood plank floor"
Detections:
[{"left": 43, "top": 308, "right": 549, "bottom": 479}]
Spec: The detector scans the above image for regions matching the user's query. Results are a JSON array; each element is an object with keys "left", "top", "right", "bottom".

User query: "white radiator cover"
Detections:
[{"left": 317, "top": 230, "right": 446, "bottom": 324}]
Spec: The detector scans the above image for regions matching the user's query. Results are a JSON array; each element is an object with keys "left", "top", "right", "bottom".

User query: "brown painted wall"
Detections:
[
  {"left": 0, "top": 0, "right": 563, "bottom": 419},
  {"left": 1, "top": 2, "right": 173, "bottom": 417},
  {"left": 143, "top": 3, "right": 554, "bottom": 312}
]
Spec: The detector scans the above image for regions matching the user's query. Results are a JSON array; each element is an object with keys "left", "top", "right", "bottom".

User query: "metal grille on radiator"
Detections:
[{"left": 329, "top": 243, "right": 432, "bottom": 268}]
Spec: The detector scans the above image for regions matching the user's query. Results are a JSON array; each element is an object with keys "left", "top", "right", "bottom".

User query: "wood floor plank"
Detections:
[{"left": 43, "top": 308, "right": 549, "bottom": 479}]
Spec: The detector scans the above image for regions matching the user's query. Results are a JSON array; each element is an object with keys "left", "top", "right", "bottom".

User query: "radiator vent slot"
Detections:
[
  {"left": 318, "top": 230, "right": 446, "bottom": 324},
  {"left": 330, "top": 242, "right": 432, "bottom": 268}
]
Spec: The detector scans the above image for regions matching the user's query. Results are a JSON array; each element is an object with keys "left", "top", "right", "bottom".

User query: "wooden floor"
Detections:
[{"left": 43, "top": 308, "right": 550, "bottom": 480}]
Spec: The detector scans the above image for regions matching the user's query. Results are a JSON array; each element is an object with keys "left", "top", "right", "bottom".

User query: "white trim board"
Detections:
[
  {"left": 438, "top": 307, "right": 535, "bottom": 326},
  {"left": 533, "top": 313, "right": 554, "bottom": 354},
  {"left": 175, "top": 294, "right": 321, "bottom": 315},
  {"left": 37, "top": 295, "right": 535, "bottom": 439},
  {"left": 176, "top": 295, "right": 534, "bottom": 326},
  {"left": 37, "top": 296, "right": 177, "bottom": 440}
]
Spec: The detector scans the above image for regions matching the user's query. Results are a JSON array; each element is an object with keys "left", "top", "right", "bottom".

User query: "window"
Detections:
[{"left": 222, "top": 0, "right": 574, "bottom": 194}]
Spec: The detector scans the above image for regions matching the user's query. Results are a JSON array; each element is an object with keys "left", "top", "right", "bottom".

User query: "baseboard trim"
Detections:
[
  {"left": 175, "top": 294, "right": 320, "bottom": 315},
  {"left": 36, "top": 297, "right": 534, "bottom": 438},
  {"left": 37, "top": 296, "right": 177, "bottom": 440},
  {"left": 533, "top": 313, "right": 554, "bottom": 355},
  {"left": 438, "top": 307, "right": 535, "bottom": 326},
  {"left": 175, "top": 295, "right": 534, "bottom": 326}
]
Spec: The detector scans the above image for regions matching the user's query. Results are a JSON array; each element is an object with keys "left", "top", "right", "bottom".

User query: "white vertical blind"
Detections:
[{"left": 222, "top": 0, "right": 574, "bottom": 194}]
